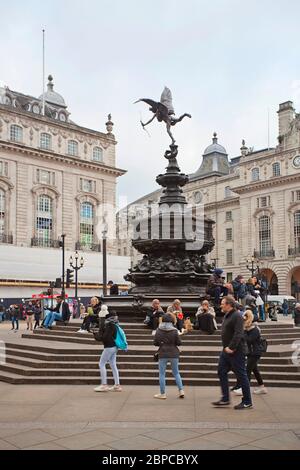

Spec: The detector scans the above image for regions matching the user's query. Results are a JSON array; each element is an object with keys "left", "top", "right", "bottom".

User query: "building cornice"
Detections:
[
  {"left": 0, "top": 140, "right": 126, "bottom": 177},
  {"left": 205, "top": 196, "right": 240, "bottom": 211},
  {"left": 0, "top": 104, "right": 116, "bottom": 144},
  {"left": 233, "top": 173, "right": 300, "bottom": 194}
]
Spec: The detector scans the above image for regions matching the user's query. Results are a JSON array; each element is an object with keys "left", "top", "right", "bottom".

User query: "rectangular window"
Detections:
[
  {"left": 226, "top": 249, "right": 233, "bottom": 265},
  {"left": 227, "top": 272, "right": 233, "bottom": 282},
  {"left": 226, "top": 228, "right": 233, "bottom": 241},
  {"left": 297, "top": 191, "right": 300, "bottom": 201},
  {"left": 261, "top": 197, "right": 267, "bottom": 207},
  {"left": 80, "top": 178, "right": 95, "bottom": 193},
  {"left": 36, "top": 169, "right": 55, "bottom": 185},
  {"left": 225, "top": 211, "right": 232, "bottom": 221},
  {"left": 0, "top": 161, "right": 8, "bottom": 177}
]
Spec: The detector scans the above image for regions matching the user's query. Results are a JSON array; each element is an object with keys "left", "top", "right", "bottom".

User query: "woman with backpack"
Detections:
[
  {"left": 232, "top": 310, "right": 268, "bottom": 396},
  {"left": 94, "top": 309, "right": 123, "bottom": 393}
]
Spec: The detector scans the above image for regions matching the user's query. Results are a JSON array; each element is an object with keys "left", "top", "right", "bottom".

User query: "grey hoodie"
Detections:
[{"left": 154, "top": 322, "right": 181, "bottom": 358}]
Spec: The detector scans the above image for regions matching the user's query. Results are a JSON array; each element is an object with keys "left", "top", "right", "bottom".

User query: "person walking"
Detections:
[
  {"left": 232, "top": 310, "right": 268, "bottom": 396},
  {"left": 25, "top": 302, "right": 34, "bottom": 331},
  {"left": 212, "top": 295, "right": 253, "bottom": 409},
  {"left": 10, "top": 304, "right": 21, "bottom": 331},
  {"left": 282, "top": 299, "right": 289, "bottom": 317},
  {"left": 33, "top": 302, "right": 41, "bottom": 329},
  {"left": 94, "top": 310, "right": 122, "bottom": 392},
  {"left": 153, "top": 313, "right": 184, "bottom": 399},
  {"left": 293, "top": 303, "right": 300, "bottom": 327}
]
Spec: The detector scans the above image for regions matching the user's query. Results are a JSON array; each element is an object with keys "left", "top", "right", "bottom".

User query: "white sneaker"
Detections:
[
  {"left": 178, "top": 331, "right": 183, "bottom": 335},
  {"left": 154, "top": 393, "right": 167, "bottom": 399},
  {"left": 78, "top": 329, "right": 88, "bottom": 334},
  {"left": 254, "top": 386, "right": 268, "bottom": 395},
  {"left": 179, "top": 390, "right": 185, "bottom": 398},
  {"left": 152, "top": 330, "right": 156, "bottom": 336},
  {"left": 232, "top": 388, "right": 243, "bottom": 396},
  {"left": 109, "top": 385, "right": 122, "bottom": 392},
  {"left": 94, "top": 385, "right": 109, "bottom": 392}
]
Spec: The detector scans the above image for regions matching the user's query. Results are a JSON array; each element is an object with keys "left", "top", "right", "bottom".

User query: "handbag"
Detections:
[
  {"left": 153, "top": 352, "right": 159, "bottom": 362},
  {"left": 256, "top": 295, "right": 264, "bottom": 306}
]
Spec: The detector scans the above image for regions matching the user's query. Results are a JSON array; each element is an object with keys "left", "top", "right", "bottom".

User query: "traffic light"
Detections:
[
  {"left": 54, "top": 278, "right": 62, "bottom": 289},
  {"left": 66, "top": 269, "right": 74, "bottom": 288}
]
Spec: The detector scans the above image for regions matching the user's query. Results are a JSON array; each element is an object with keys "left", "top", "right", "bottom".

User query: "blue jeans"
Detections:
[
  {"left": 99, "top": 346, "right": 120, "bottom": 385},
  {"left": 258, "top": 305, "right": 265, "bottom": 321},
  {"left": 43, "top": 312, "right": 62, "bottom": 328},
  {"left": 158, "top": 358, "right": 183, "bottom": 394},
  {"left": 218, "top": 350, "right": 252, "bottom": 405},
  {"left": 11, "top": 317, "right": 19, "bottom": 329}
]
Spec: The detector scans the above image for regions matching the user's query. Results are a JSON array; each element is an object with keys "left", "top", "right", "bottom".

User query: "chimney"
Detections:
[{"left": 277, "top": 101, "right": 295, "bottom": 137}]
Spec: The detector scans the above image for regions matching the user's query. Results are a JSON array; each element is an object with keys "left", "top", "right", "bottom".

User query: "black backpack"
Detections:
[{"left": 258, "top": 337, "right": 268, "bottom": 354}]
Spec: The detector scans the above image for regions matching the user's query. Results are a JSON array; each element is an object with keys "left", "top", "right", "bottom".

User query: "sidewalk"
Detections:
[{"left": 0, "top": 383, "right": 299, "bottom": 450}]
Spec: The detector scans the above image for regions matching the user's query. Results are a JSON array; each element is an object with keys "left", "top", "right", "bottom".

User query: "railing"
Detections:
[
  {"left": 75, "top": 242, "right": 101, "bottom": 252},
  {"left": 0, "top": 234, "right": 13, "bottom": 244},
  {"left": 288, "top": 246, "right": 300, "bottom": 257},
  {"left": 254, "top": 248, "right": 275, "bottom": 258},
  {"left": 31, "top": 237, "right": 61, "bottom": 248}
]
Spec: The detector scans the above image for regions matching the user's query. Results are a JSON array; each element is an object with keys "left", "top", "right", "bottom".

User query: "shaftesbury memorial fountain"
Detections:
[{"left": 111, "top": 87, "right": 215, "bottom": 316}]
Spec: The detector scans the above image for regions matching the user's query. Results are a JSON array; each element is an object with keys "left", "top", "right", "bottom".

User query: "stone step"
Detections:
[
  {"left": 0, "top": 370, "right": 299, "bottom": 387},
  {"left": 1, "top": 362, "right": 300, "bottom": 381},
  {"left": 35, "top": 328, "right": 300, "bottom": 341},
  {"left": 5, "top": 356, "right": 300, "bottom": 373},
  {"left": 5, "top": 348, "right": 295, "bottom": 364},
  {"left": 23, "top": 332, "right": 299, "bottom": 346},
  {"left": 5, "top": 342, "right": 293, "bottom": 357}
]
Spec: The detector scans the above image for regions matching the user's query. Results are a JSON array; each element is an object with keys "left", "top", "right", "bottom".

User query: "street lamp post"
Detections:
[
  {"left": 246, "top": 254, "right": 260, "bottom": 277},
  {"left": 102, "top": 225, "right": 108, "bottom": 296},
  {"left": 69, "top": 251, "right": 84, "bottom": 318}
]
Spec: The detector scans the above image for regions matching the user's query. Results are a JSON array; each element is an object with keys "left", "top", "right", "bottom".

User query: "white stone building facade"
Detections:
[
  {"left": 118, "top": 101, "right": 300, "bottom": 298},
  {"left": 0, "top": 76, "right": 128, "bottom": 300}
]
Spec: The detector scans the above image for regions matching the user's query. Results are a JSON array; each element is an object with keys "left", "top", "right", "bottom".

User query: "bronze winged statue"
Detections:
[{"left": 134, "top": 87, "right": 191, "bottom": 144}]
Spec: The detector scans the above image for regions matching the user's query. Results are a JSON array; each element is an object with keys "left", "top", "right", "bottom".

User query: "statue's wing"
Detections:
[
  {"left": 160, "top": 87, "right": 175, "bottom": 114},
  {"left": 134, "top": 98, "right": 168, "bottom": 115}
]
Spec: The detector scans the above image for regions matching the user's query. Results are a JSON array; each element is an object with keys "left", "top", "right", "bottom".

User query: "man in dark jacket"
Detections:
[
  {"left": 206, "top": 268, "right": 227, "bottom": 305},
  {"left": 212, "top": 296, "right": 252, "bottom": 409},
  {"left": 42, "top": 295, "right": 71, "bottom": 329}
]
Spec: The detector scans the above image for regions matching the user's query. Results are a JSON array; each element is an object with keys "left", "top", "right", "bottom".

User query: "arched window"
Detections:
[
  {"left": 272, "top": 162, "right": 280, "bottom": 177},
  {"left": 259, "top": 215, "right": 271, "bottom": 256},
  {"left": 10, "top": 124, "right": 23, "bottom": 142},
  {"left": 251, "top": 167, "right": 260, "bottom": 181},
  {"left": 68, "top": 140, "right": 78, "bottom": 156},
  {"left": 0, "top": 189, "right": 5, "bottom": 239},
  {"left": 294, "top": 211, "right": 300, "bottom": 250},
  {"left": 93, "top": 147, "right": 103, "bottom": 162},
  {"left": 80, "top": 202, "right": 94, "bottom": 248},
  {"left": 40, "top": 133, "right": 52, "bottom": 150},
  {"left": 36, "top": 195, "right": 53, "bottom": 247}
]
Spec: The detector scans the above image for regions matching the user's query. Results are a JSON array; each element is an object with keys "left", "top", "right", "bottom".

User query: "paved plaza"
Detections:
[{"left": 0, "top": 383, "right": 299, "bottom": 450}]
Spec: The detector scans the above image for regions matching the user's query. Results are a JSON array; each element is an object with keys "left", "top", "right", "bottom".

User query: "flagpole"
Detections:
[{"left": 42, "top": 28, "right": 45, "bottom": 116}]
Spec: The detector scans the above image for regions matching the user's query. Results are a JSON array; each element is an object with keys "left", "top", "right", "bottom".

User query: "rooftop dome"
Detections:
[
  {"left": 39, "top": 75, "right": 66, "bottom": 107},
  {"left": 203, "top": 132, "right": 227, "bottom": 156}
]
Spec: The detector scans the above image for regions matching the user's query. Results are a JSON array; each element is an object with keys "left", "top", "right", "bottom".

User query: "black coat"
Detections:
[
  {"left": 102, "top": 321, "right": 117, "bottom": 348},
  {"left": 154, "top": 327, "right": 181, "bottom": 358},
  {"left": 48, "top": 301, "right": 71, "bottom": 322},
  {"left": 221, "top": 309, "right": 246, "bottom": 353},
  {"left": 245, "top": 327, "right": 262, "bottom": 356}
]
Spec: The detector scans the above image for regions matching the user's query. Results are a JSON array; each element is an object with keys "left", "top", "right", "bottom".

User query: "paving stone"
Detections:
[
  {"left": 252, "top": 431, "right": 300, "bottom": 450},
  {"left": 5, "top": 429, "right": 57, "bottom": 448},
  {"left": 57, "top": 429, "right": 117, "bottom": 450},
  {"left": 109, "top": 435, "right": 165, "bottom": 450},
  {"left": 0, "top": 438, "right": 19, "bottom": 450}
]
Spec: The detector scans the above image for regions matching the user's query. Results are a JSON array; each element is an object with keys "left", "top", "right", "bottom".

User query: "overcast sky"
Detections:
[{"left": 1, "top": 0, "right": 300, "bottom": 207}]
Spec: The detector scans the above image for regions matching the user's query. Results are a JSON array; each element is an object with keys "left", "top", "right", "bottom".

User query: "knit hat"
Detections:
[
  {"left": 99, "top": 305, "right": 109, "bottom": 318},
  {"left": 213, "top": 268, "right": 223, "bottom": 276}
]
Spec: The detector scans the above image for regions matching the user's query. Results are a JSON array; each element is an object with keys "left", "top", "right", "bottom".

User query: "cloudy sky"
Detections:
[{"left": 1, "top": 0, "right": 300, "bottom": 207}]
